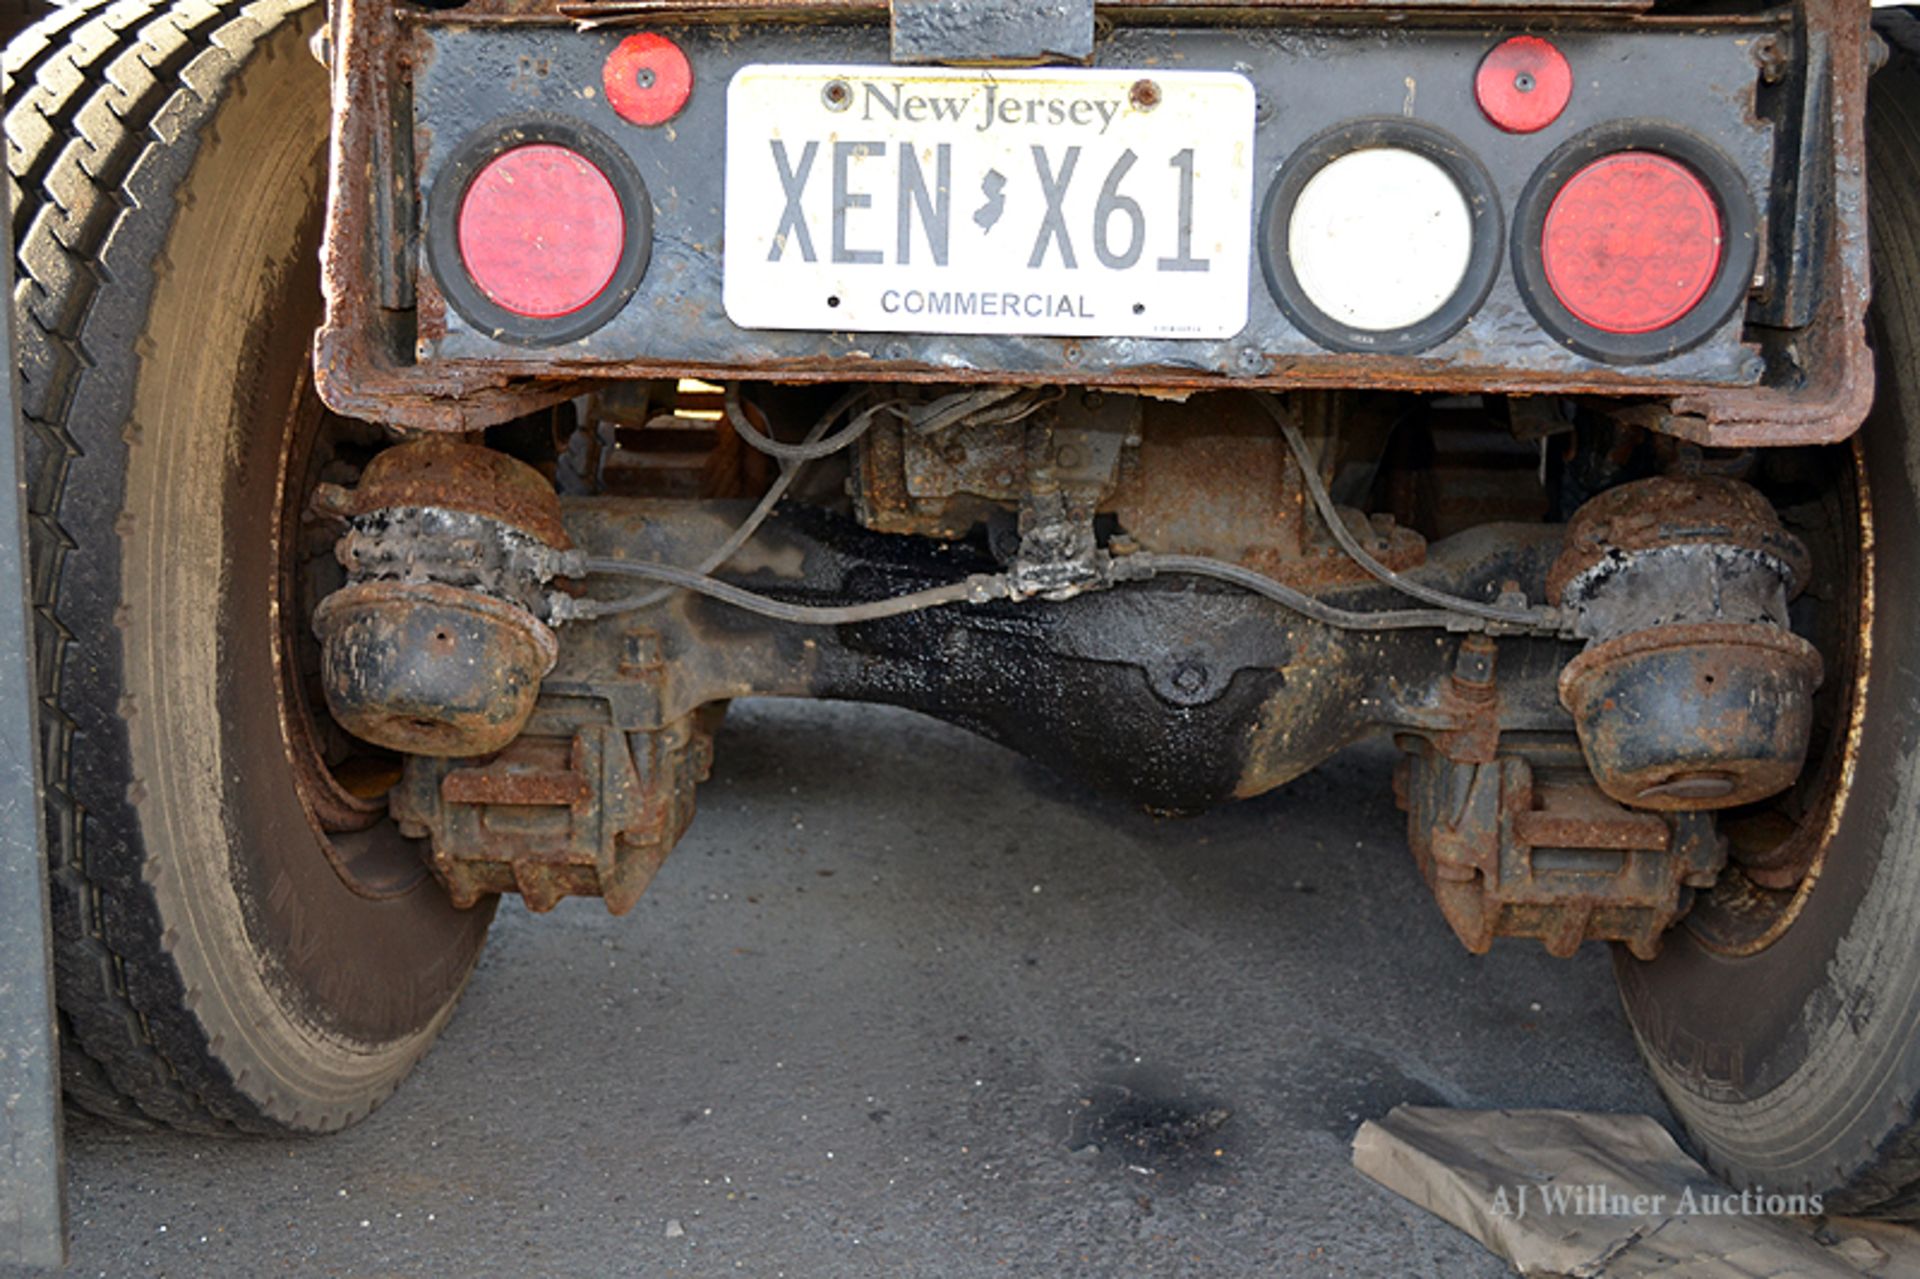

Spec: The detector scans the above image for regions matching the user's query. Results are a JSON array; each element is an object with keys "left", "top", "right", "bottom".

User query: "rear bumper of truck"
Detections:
[{"left": 312, "top": 0, "right": 1878, "bottom": 441}]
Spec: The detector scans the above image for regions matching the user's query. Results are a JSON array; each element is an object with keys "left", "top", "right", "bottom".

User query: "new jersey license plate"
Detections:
[{"left": 722, "top": 65, "right": 1257, "bottom": 340}]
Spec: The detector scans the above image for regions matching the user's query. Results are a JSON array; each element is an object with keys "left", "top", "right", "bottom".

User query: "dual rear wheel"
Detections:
[{"left": 6, "top": 0, "right": 487, "bottom": 1134}]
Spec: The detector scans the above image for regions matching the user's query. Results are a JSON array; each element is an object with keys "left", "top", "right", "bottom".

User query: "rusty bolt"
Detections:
[
  {"left": 310, "top": 482, "right": 355, "bottom": 519},
  {"left": 621, "top": 630, "right": 663, "bottom": 675},
  {"left": 1453, "top": 635, "right": 1498, "bottom": 690},
  {"left": 1171, "top": 661, "right": 1209, "bottom": 695},
  {"left": 1753, "top": 35, "right": 1789, "bottom": 84},
  {"left": 1129, "top": 79, "right": 1162, "bottom": 111}
]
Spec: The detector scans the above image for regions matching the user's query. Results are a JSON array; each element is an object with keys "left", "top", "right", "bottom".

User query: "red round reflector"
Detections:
[
  {"left": 1476, "top": 36, "right": 1572, "bottom": 134},
  {"left": 456, "top": 144, "right": 626, "bottom": 320},
  {"left": 603, "top": 33, "right": 692, "bottom": 127},
  {"left": 1540, "top": 152, "right": 1724, "bottom": 335}
]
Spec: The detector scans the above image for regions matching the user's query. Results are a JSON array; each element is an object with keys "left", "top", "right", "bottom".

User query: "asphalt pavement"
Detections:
[{"left": 17, "top": 700, "right": 1681, "bottom": 1277}]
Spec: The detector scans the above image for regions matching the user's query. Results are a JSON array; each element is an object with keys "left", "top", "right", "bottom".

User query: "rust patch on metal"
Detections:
[
  {"left": 310, "top": 437, "right": 574, "bottom": 757},
  {"left": 319, "top": 435, "right": 572, "bottom": 549},
  {"left": 1427, "top": 634, "right": 1501, "bottom": 766},
  {"left": 281, "top": 687, "right": 391, "bottom": 834},
  {"left": 392, "top": 708, "right": 721, "bottom": 914},
  {"left": 312, "top": 579, "right": 560, "bottom": 756},
  {"left": 1510, "top": 781, "right": 1670, "bottom": 852},
  {"left": 439, "top": 747, "right": 594, "bottom": 805},
  {"left": 1397, "top": 737, "right": 1724, "bottom": 960},
  {"left": 1689, "top": 436, "right": 1872, "bottom": 955},
  {"left": 1546, "top": 473, "right": 1811, "bottom": 604},
  {"left": 1549, "top": 473, "right": 1824, "bottom": 813},
  {"left": 1668, "top": 0, "right": 1877, "bottom": 447},
  {"left": 315, "top": 0, "right": 595, "bottom": 430},
  {"left": 856, "top": 389, "right": 1427, "bottom": 582},
  {"left": 1108, "top": 397, "right": 1426, "bottom": 586}
]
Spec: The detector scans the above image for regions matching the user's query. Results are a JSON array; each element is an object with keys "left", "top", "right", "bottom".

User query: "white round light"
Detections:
[{"left": 1286, "top": 147, "right": 1474, "bottom": 333}]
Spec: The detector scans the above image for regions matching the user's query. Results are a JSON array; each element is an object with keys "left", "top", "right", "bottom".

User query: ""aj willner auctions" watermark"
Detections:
[{"left": 1489, "top": 1184, "right": 1824, "bottom": 1221}]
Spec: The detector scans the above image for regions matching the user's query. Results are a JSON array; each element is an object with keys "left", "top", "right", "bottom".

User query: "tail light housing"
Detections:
[
  {"left": 1513, "top": 125, "right": 1756, "bottom": 365},
  {"left": 1259, "top": 120, "right": 1502, "bottom": 355},
  {"left": 427, "top": 120, "right": 653, "bottom": 346}
]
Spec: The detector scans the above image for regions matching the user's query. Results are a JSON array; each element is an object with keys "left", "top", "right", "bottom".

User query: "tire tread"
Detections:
[{"left": 6, "top": 0, "right": 315, "bottom": 1134}]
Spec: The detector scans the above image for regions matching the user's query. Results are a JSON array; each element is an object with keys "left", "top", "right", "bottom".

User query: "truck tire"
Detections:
[
  {"left": 1616, "top": 51, "right": 1920, "bottom": 1215},
  {"left": 5, "top": 0, "right": 493, "bottom": 1134}
]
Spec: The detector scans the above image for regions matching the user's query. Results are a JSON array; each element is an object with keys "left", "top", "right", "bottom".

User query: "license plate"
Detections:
[{"left": 722, "top": 65, "right": 1257, "bottom": 340}]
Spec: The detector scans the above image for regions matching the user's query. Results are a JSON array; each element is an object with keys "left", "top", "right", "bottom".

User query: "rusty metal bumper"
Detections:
[{"left": 312, "top": 0, "right": 1878, "bottom": 444}]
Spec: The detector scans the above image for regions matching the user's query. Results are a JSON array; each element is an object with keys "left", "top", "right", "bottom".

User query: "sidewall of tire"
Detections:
[{"left": 47, "top": 3, "right": 492, "bottom": 1132}]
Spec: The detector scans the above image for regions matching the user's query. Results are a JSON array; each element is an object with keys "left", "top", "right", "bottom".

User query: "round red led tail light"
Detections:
[
  {"left": 1476, "top": 36, "right": 1572, "bottom": 134},
  {"left": 1540, "top": 151, "right": 1723, "bottom": 336},
  {"left": 1512, "top": 126, "right": 1755, "bottom": 364},
  {"left": 457, "top": 143, "right": 626, "bottom": 319}
]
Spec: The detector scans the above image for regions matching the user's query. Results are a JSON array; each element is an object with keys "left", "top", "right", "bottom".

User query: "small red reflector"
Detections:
[
  {"left": 603, "top": 33, "right": 692, "bottom": 127},
  {"left": 1541, "top": 152, "right": 1724, "bottom": 335},
  {"left": 456, "top": 144, "right": 625, "bottom": 320},
  {"left": 1476, "top": 36, "right": 1572, "bottom": 134}
]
